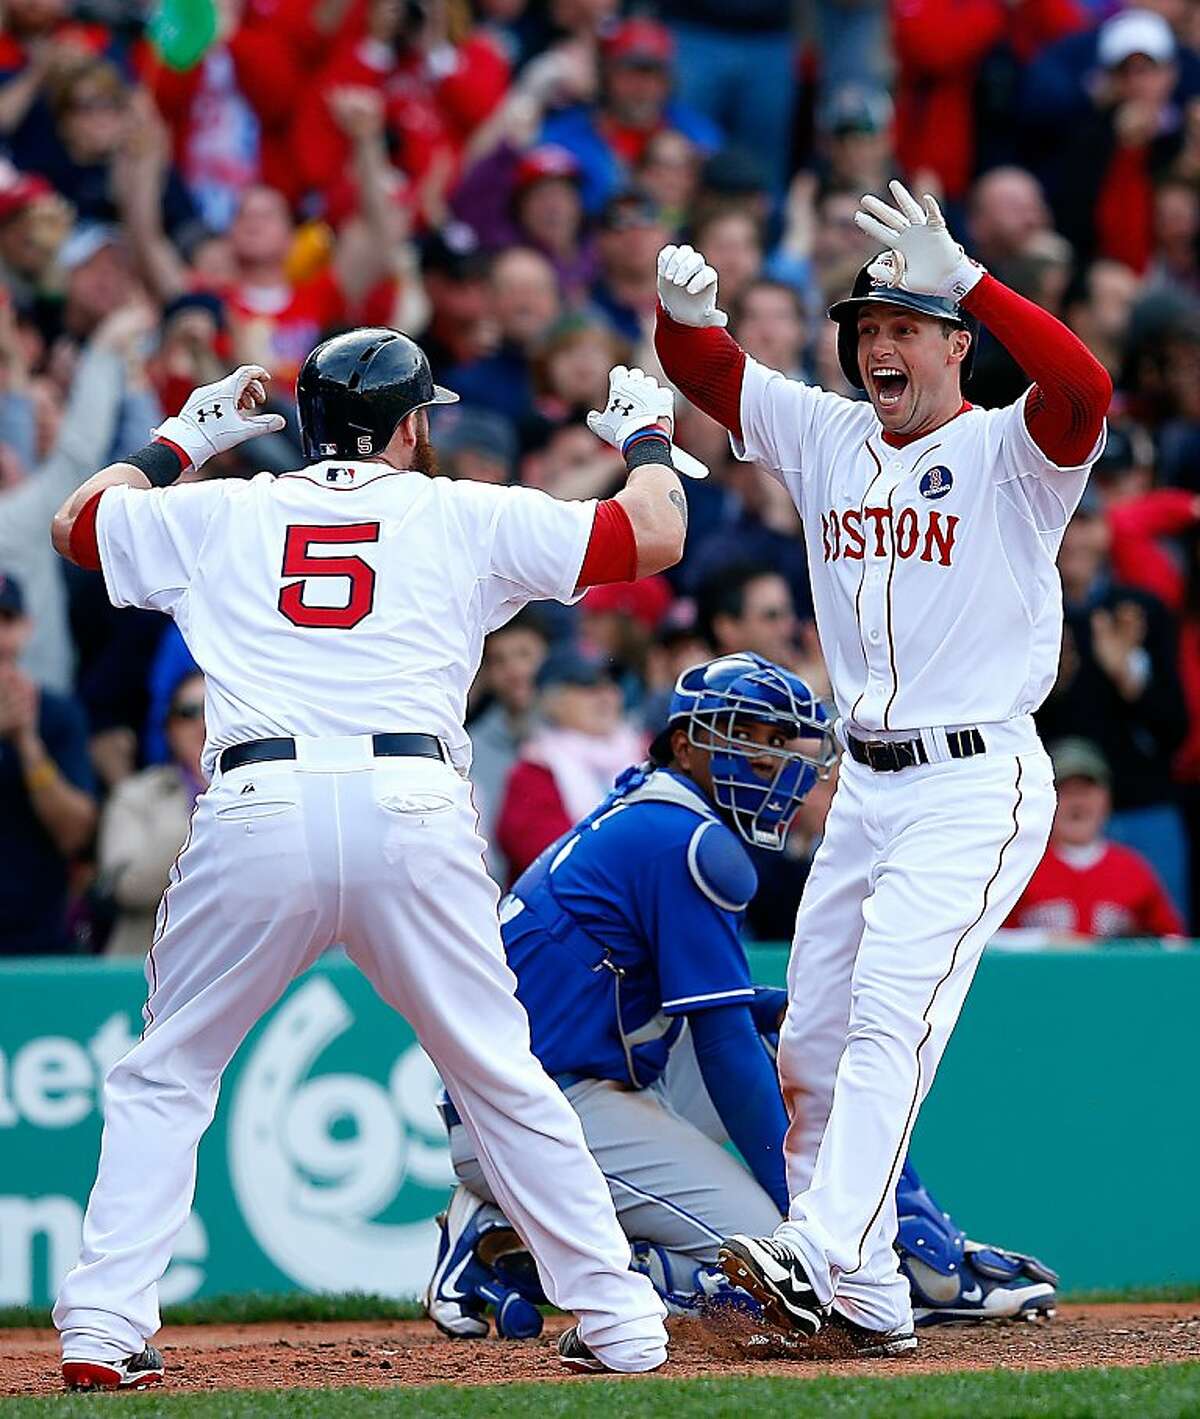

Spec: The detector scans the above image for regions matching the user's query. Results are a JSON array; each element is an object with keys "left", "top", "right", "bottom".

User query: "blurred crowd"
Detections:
[{"left": 1, "top": 0, "right": 1197, "bottom": 957}]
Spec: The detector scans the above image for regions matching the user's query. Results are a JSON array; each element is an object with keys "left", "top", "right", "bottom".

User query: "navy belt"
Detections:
[
  {"left": 219, "top": 732, "right": 446, "bottom": 776},
  {"left": 847, "top": 727, "right": 985, "bottom": 773}
]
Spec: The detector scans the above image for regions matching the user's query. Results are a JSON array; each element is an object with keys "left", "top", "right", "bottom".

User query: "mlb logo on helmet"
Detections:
[{"left": 919, "top": 466, "right": 953, "bottom": 499}]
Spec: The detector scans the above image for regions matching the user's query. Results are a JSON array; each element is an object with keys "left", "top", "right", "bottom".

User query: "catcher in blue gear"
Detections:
[{"left": 425, "top": 654, "right": 1057, "bottom": 1344}]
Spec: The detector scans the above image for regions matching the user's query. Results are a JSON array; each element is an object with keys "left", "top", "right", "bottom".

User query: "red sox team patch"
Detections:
[{"left": 919, "top": 466, "right": 953, "bottom": 499}]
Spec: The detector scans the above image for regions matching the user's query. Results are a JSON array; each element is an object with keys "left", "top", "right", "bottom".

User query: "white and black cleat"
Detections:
[
  {"left": 556, "top": 1325, "right": 610, "bottom": 1374},
  {"left": 718, "top": 1235, "right": 828, "bottom": 1336},
  {"left": 62, "top": 1344, "right": 165, "bottom": 1391}
]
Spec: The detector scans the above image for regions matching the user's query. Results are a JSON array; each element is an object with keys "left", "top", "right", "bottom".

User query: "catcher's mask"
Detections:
[
  {"left": 827, "top": 262, "right": 978, "bottom": 391},
  {"left": 297, "top": 328, "right": 458, "bottom": 462},
  {"left": 649, "top": 653, "right": 837, "bottom": 851}
]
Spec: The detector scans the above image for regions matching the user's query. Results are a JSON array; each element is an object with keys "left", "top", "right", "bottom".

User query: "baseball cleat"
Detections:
[
  {"left": 424, "top": 1185, "right": 544, "bottom": 1340},
  {"left": 556, "top": 1325, "right": 610, "bottom": 1373},
  {"left": 62, "top": 1344, "right": 164, "bottom": 1391},
  {"left": 826, "top": 1309, "right": 919, "bottom": 1357},
  {"left": 718, "top": 1235, "right": 828, "bottom": 1336}
]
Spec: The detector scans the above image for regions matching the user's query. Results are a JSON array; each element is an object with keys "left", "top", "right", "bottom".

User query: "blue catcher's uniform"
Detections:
[
  {"left": 437, "top": 758, "right": 789, "bottom": 1331},
  {"left": 504, "top": 763, "right": 759, "bottom": 1089},
  {"left": 426, "top": 655, "right": 1059, "bottom": 1340}
]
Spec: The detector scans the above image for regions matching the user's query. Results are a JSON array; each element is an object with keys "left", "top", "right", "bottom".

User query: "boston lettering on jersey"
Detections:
[{"left": 819, "top": 505, "right": 959, "bottom": 566}]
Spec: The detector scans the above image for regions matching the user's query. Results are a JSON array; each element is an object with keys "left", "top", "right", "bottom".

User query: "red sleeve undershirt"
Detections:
[
  {"left": 961, "top": 273, "right": 1112, "bottom": 466},
  {"left": 654, "top": 282, "right": 1111, "bottom": 469},
  {"left": 654, "top": 304, "right": 746, "bottom": 443},
  {"left": 68, "top": 490, "right": 104, "bottom": 571},
  {"left": 575, "top": 497, "right": 637, "bottom": 589}
]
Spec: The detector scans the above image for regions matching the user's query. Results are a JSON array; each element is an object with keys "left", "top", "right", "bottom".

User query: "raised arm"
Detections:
[
  {"left": 51, "top": 366, "right": 285, "bottom": 567},
  {"left": 328, "top": 87, "right": 403, "bottom": 306},
  {"left": 853, "top": 179, "right": 1112, "bottom": 466},
  {"left": 580, "top": 365, "right": 693, "bottom": 584},
  {"left": 962, "top": 276, "right": 1111, "bottom": 466},
  {"left": 653, "top": 243, "right": 747, "bottom": 441}
]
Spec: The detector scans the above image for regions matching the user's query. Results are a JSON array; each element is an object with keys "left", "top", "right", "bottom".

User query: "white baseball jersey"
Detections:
[
  {"left": 734, "top": 357, "right": 1104, "bottom": 735},
  {"left": 95, "top": 460, "right": 595, "bottom": 777}
]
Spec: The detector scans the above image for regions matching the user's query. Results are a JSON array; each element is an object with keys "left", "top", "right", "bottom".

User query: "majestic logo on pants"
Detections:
[{"left": 819, "top": 507, "right": 960, "bottom": 566}]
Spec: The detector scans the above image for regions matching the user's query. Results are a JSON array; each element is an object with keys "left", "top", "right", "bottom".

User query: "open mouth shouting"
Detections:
[{"left": 870, "top": 365, "right": 909, "bottom": 412}]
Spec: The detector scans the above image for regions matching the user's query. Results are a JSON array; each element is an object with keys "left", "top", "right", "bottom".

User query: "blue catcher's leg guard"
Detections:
[
  {"left": 631, "top": 1241, "right": 763, "bottom": 1319},
  {"left": 423, "top": 1185, "right": 545, "bottom": 1340},
  {"left": 896, "top": 1161, "right": 1059, "bottom": 1326}
]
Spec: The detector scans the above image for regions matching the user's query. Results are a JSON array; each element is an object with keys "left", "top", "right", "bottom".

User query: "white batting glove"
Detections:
[
  {"left": 854, "top": 181, "right": 984, "bottom": 302},
  {"left": 587, "top": 364, "right": 674, "bottom": 450},
  {"left": 153, "top": 364, "right": 287, "bottom": 469},
  {"left": 656, "top": 243, "right": 728, "bottom": 328}
]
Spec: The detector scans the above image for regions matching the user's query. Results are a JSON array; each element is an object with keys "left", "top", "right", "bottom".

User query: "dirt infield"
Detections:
[{"left": 4, "top": 1304, "right": 1198, "bottom": 1397}]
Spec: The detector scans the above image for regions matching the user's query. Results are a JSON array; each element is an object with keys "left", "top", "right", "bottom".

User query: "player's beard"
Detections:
[{"left": 413, "top": 431, "right": 439, "bottom": 477}]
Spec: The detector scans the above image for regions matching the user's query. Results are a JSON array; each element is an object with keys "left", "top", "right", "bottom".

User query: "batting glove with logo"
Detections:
[
  {"left": 656, "top": 244, "right": 728, "bottom": 328},
  {"left": 153, "top": 364, "right": 287, "bottom": 470},
  {"left": 854, "top": 181, "right": 985, "bottom": 303},
  {"left": 587, "top": 365, "right": 674, "bottom": 450}
]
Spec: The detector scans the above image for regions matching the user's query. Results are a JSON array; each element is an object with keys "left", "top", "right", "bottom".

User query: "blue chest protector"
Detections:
[{"left": 501, "top": 765, "right": 758, "bottom": 1089}]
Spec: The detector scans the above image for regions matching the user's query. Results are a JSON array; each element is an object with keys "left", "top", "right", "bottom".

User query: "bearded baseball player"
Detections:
[
  {"left": 654, "top": 182, "right": 1111, "bottom": 1349},
  {"left": 421, "top": 654, "right": 1058, "bottom": 1348},
  {"left": 48, "top": 332, "right": 698, "bottom": 1388}
]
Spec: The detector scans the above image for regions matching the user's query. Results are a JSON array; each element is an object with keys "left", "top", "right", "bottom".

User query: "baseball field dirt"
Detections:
[{"left": 2, "top": 1303, "right": 1198, "bottom": 1414}]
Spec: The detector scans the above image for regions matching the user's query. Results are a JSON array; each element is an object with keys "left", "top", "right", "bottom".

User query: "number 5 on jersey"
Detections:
[{"left": 278, "top": 523, "right": 380, "bottom": 629}]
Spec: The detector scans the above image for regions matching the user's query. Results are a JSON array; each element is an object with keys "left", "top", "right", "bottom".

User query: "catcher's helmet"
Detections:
[
  {"left": 297, "top": 328, "right": 458, "bottom": 461},
  {"left": 648, "top": 653, "right": 837, "bottom": 851},
  {"left": 827, "top": 263, "right": 978, "bottom": 391}
]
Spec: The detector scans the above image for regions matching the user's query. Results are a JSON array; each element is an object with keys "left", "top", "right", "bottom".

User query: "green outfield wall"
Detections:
[{"left": 0, "top": 946, "right": 1194, "bottom": 1308}]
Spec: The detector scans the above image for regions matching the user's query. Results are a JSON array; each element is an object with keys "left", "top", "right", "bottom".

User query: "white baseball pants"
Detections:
[
  {"left": 54, "top": 738, "right": 666, "bottom": 1372},
  {"left": 774, "top": 731, "right": 1055, "bottom": 1333}
]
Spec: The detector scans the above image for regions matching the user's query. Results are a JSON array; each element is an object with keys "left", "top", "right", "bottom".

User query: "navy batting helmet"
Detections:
[
  {"left": 827, "top": 263, "right": 978, "bottom": 391},
  {"left": 297, "top": 328, "right": 458, "bottom": 461}
]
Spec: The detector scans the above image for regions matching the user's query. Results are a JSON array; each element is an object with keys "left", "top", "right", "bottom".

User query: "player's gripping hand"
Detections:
[
  {"left": 153, "top": 365, "right": 287, "bottom": 470},
  {"left": 587, "top": 365, "right": 674, "bottom": 449},
  {"left": 854, "top": 181, "right": 984, "bottom": 302},
  {"left": 656, "top": 244, "right": 728, "bottom": 328}
]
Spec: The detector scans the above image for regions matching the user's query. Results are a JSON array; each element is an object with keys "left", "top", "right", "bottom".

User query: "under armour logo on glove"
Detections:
[
  {"left": 611, "top": 399, "right": 635, "bottom": 417},
  {"left": 152, "top": 365, "right": 285, "bottom": 470}
]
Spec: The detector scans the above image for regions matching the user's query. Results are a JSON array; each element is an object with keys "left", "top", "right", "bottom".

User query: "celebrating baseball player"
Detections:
[
  {"left": 423, "top": 654, "right": 1058, "bottom": 1348},
  {"left": 48, "top": 333, "right": 699, "bottom": 1388},
  {"left": 654, "top": 183, "right": 1110, "bottom": 1349}
]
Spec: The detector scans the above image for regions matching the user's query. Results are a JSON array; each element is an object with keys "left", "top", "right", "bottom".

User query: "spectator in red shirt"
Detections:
[
  {"left": 143, "top": 0, "right": 308, "bottom": 219},
  {"left": 292, "top": 0, "right": 509, "bottom": 215},
  {"left": 1007, "top": 737, "right": 1183, "bottom": 940},
  {"left": 495, "top": 648, "right": 646, "bottom": 883},
  {"left": 892, "top": 0, "right": 1082, "bottom": 201},
  {"left": 1050, "top": 10, "right": 1185, "bottom": 274},
  {"left": 117, "top": 89, "right": 400, "bottom": 385}
]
